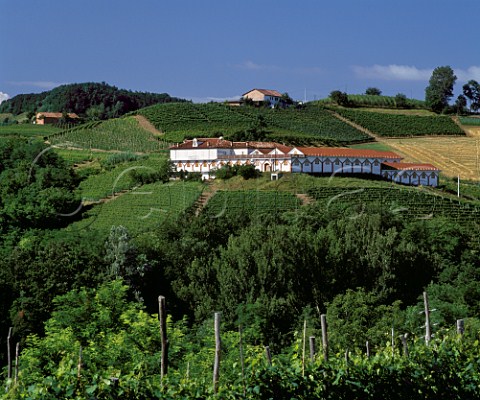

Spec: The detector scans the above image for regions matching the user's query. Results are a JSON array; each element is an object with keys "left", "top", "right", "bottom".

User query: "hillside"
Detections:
[
  {"left": 136, "top": 102, "right": 372, "bottom": 145},
  {"left": 0, "top": 82, "right": 186, "bottom": 120}
]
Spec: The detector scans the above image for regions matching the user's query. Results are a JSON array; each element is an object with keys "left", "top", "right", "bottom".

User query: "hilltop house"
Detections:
[
  {"left": 242, "top": 89, "right": 282, "bottom": 107},
  {"left": 35, "top": 112, "right": 79, "bottom": 125},
  {"left": 169, "top": 138, "right": 440, "bottom": 186}
]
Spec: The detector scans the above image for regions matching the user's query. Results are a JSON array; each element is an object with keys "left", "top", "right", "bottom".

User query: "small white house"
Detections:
[{"left": 242, "top": 89, "right": 282, "bottom": 107}]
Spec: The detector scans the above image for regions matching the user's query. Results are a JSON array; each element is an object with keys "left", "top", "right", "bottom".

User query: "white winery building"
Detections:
[{"left": 169, "top": 138, "right": 440, "bottom": 186}]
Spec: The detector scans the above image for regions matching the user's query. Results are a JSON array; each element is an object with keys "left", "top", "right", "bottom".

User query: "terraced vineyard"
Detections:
[
  {"left": 49, "top": 117, "right": 167, "bottom": 152},
  {"left": 335, "top": 108, "right": 464, "bottom": 137},
  {"left": 307, "top": 186, "right": 480, "bottom": 224},
  {"left": 69, "top": 181, "right": 203, "bottom": 235},
  {"left": 137, "top": 103, "right": 371, "bottom": 145},
  {"left": 203, "top": 190, "right": 301, "bottom": 217}
]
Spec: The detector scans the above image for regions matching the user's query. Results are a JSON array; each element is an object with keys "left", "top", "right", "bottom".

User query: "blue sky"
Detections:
[{"left": 1, "top": 0, "right": 479, "bottom": 104}]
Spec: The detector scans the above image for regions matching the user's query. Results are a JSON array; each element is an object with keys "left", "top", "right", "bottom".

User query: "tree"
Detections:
[
  {"left": 462, "top": 80, "right": 480, "bottom": 112},
  {"left": 425, "top": 66, "right": 457, "bottom": 113},
  {"left": 455, "top": 94, "right": 467, "bottom": 114},
  {"left": 0, "top": 139, "right": 80, "bottom": 230},
  {"left": 330, "top": 90, "right": 350, "bottom": 106},
  {"left": 395, "top": 93, "right": 408, "bottom": 108},
  {"left": 365, "top": 87, "right": 382, "bottom": 96}
]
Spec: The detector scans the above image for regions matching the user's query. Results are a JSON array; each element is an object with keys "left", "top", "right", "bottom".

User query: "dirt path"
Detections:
[
  {"left": 331, "top": 111, "right": 379, "bottom": 139},
  {"left": 296, "top": 193, "right": 315, "bottom": 206},
  {"left": 133, "top": 115, "right": 164, "bottom": 136}
]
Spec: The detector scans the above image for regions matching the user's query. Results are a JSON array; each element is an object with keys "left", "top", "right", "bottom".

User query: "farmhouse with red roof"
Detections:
[
  {"left": 242, "top": 89, "right": 283, "bottom": 107},
  {"left": 170, "top": 138, "right": 440, "bottom": 186}
]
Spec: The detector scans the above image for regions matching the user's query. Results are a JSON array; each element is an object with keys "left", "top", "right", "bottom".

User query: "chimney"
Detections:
[{"left": 192, "top": 138, "right": 198, "bottom": 148}]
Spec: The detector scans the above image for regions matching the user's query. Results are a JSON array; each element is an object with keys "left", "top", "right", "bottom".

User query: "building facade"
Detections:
[{"left": 170, "top": 138, "right": 440, "bottom": 186}]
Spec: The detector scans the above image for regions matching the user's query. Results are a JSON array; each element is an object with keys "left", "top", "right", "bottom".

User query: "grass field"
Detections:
[{"left": 383, "top": 136, "right": 480, "bottom": 181}]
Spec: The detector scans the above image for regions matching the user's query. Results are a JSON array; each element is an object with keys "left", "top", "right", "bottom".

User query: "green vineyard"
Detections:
[
  {"left": 335, "top": 108, "right": 465, "bottom": 137},
  {"left": 307, "top": 186, "right": 480, "bottom": 223},
  {"left": 137, "top": 102, "right": 371, "bottom": 145},
  {"left": 204, "top": 190, "right": 301, "bottom": 217},
  {"left": 49, "top": 117, "right": 166, "bottom": 152},
  {"left": 70, "top": 181, "right": 203, "bottom": 235}
]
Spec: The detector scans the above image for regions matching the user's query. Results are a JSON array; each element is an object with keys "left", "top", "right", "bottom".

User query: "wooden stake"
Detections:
[
  {"left": 302, "top": 320, "right": 307, "bottom": 376},
  {"left": 309, "top": 336, "right": 316, "bottom": 362},
  {"left": 457, "top": 319, "right": 465, "bottom": 335},
  {"left": 321, "top": 314, "right": 328, "bottom": 361},
  {"left": 423, "top": 291, "right": 431, "bottom": 345},
  {"left": 14, "top": 342, "right": 19, "bottom": 384},
  {"left": 158, "top": 296, "right": 168, "bottom": 378},
  {"left": 213, "top": 312, "right": 221, "bottom": 394},
  {"left": 7, "top": 327, "right": 12, "bottom": 380},
  {"left": 366, "top": 341, "right": 370, "bottom": 358},
  {"left": 401, "top": 334, "right": 409, "bottom": 357},
  {"left": 265, "top": 346, "right": 272, "bottom": 366},
  {"left": 77, "top": 345, "right": 83, "bottom": 380},
  {"left": 391, "top": 327, "right": 395, "bottom": 358},
  {"left": 239, "top": 325, "right": 246, "bottom": 397}
]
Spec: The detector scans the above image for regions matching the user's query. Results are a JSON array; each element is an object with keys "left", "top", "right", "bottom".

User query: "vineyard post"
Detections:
[
  {"left": 309, "top": 336, "right": 316, "bottom": 362},
  {"left": 7, "top": 327, "right": 12, "bottom": 380},
  {"left": 265, "top": 346, "right": 272, "bottom": 366},
  {"left": 423, "top": 291, "right": 431, "bottom": 345},
  {"left": 366, "top": 341, "right": 370, "bottom": 358},
  {"left": 77, "top": 345, "right": 83, "bottom": 380},
  {"left": 213, "top": 312, "right": 221, "bottom": 394},
  {"left": 239, "top": 325, "right": 246, "bottom": 397},
  {"left": 457, "top": 319, "right": 465, "bottom": 335},
  {"left": 321, "top": 314, "right": 328, "bottom": 361},
  {"left": 14, "top": 342, "right": 19, "bottom": 384},
  {"left": 302, "top": 320, "right": 307, "bottom": 376},
  {"left": 401, "top": 334, "right": 409, "bottom": 357},
  {"left": 391, "top": 327, "right": 395, "bottom": 358},
  {"left": 158, "top": 296, "right": 168, "bottom": 379}
]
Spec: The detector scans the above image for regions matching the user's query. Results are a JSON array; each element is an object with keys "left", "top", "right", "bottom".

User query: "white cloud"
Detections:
[
  {"left": 0, "top": 92, "right": 9, "bottom": 104},
  {"left": 352, "top": 64, "right": 433, "bottom": 81},
  {"left": 235, "top": 60, "right": 323, "bottom": 75},
  {"left": 8, "top": 81, "right": 64, "bottom": 89},
  {"left": 236, "top": 60, "right": 281, "bottom": 72},
  {"left": 455, "top": 66, "right": 480, "bottom": 82}
]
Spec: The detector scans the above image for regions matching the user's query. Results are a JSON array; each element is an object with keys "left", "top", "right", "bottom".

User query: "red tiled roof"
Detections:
[
  {"left": 293, "top": 147, "right": 402, "bottom": 159},
  {"left": 171, "top": 138, "right": 233, "bottom": 149},
  {"left": 242, "top": 89, "right": 282, "bottom": 98},
  {"left": 382, "top": 162, "right": 439, "bottom": 171}
]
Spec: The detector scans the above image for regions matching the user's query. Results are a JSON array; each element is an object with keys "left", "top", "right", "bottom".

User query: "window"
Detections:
[
  {"left": 335, "top": 161, "right": 340, "bottom": 166},
  {"left": 186, "top": 162, "right": 191, "bottom": 167},
  {"left": 421, "top": 172, "right": 426, "bottom": 178},
  {"left": 194, "top": 162, "right": 199, "bottom": 167},
  {"left": 305, "top": 162, "right": 310, "bottom": 166},
  {"left": 203, "top": 162, "right": 207, "bottom": 167},
  {"left": 374, "top": 161, "right": 379, "bottom": 166},
  {"left": 354, "top": 160, "right": 360, "bottom": 165},
  {"left": 315, "top": 160, "right": 320, "bottom": 164},
  {"left": 293, "top": 161, "right": 300, "bottom": 166}
]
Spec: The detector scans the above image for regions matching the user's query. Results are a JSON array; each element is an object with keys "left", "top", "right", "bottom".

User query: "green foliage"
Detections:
[
  {"left": 330, "top": 90, "right": 350, "bottom": 106},
  {"left": 0, "top": 82, "right": 186, "bottom": 119},
  {"left": 365, "top": 87, "right": 382, "bottom": 96},
  {"left": 335, "top": 108, "right": 464, "bottom": 136},
  {"left": 425, "top": 66, "right": 457, "bottom": 113},
  {"left": 0, "top": 139, "right": 81, "bottom": 230},
  {"left": 459, "top": 116, "right": 480, "bottom": 125}
]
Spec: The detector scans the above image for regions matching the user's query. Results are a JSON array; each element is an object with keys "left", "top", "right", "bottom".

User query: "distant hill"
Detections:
[{"left": 0, "top": 82, "right": 187, "bottom": 120}]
